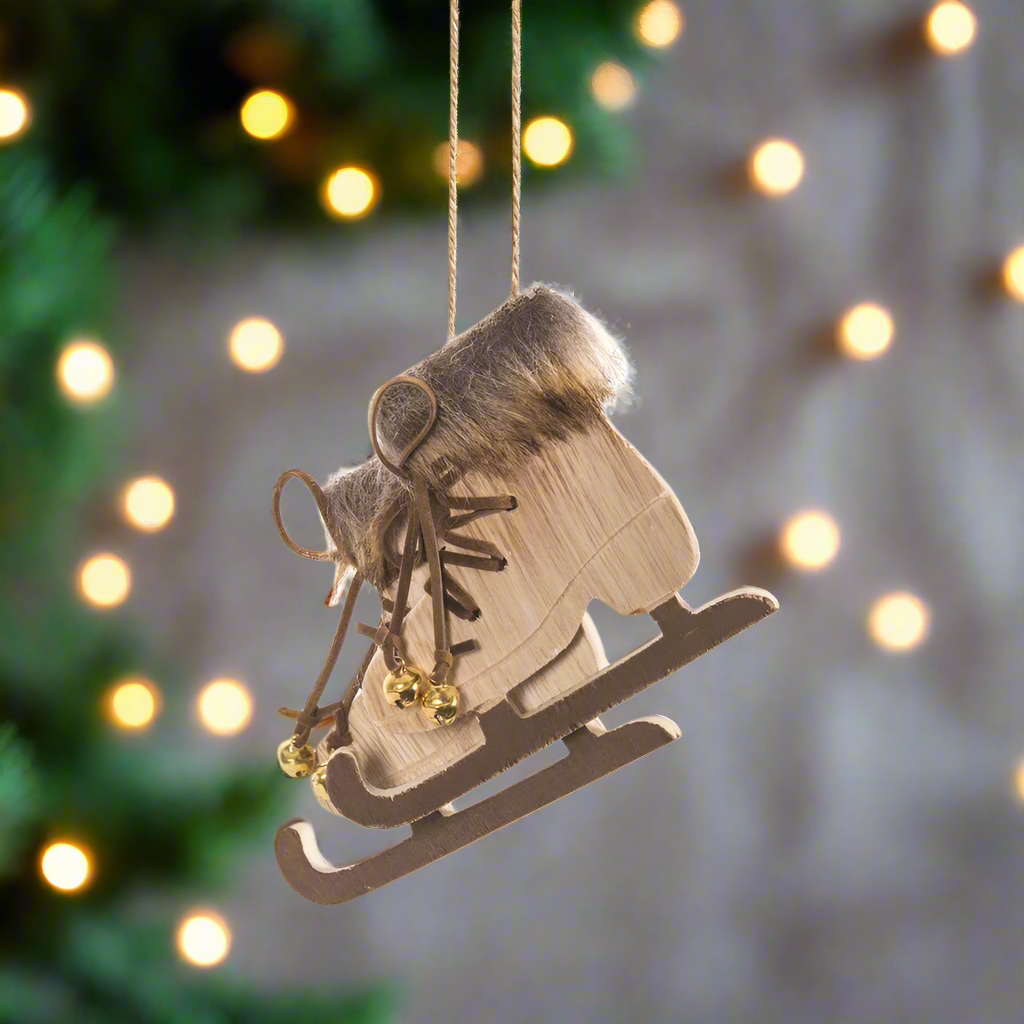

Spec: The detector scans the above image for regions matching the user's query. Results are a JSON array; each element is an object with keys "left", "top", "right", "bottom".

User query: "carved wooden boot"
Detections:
[{"left": 318, "top": 286, "right": 699, "bottom": 779}]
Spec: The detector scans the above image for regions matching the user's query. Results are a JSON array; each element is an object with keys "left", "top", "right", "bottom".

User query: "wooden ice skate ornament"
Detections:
[{"left": 271, "top": 0, "right": 778, "bottom": 905}]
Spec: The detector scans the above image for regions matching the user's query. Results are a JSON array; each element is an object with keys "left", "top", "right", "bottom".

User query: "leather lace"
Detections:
[{"left": 273, "top": 376, "right": 515, "bottom": 743}]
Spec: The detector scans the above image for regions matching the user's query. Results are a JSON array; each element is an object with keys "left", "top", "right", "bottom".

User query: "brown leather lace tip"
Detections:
[{"left": 278, "top": 706, "right": 336, "bottom": 730}]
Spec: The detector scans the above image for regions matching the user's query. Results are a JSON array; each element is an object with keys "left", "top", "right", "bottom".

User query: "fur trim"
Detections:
[{"left": 321, "top": 284, "right": 632, "bottom": 597}]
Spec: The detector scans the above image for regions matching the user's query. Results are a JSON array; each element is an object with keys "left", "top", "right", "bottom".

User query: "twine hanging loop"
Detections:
[{"left": 446, "top": 0, "right": 523, "bottom": 338}]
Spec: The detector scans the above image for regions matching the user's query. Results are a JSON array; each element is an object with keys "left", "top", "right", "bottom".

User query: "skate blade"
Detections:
[
  {"left": 276, "top": 715, "right": 680, "bottom": 905},
  {"left": 323, "top": 585, "right": 778, "bottom": 828}
]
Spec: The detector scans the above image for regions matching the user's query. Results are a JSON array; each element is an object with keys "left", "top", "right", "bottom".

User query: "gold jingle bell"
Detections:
[
  {"left": 310, "top": 762, "right": 333, "bottom": 812},
  {"left": 421, "top": 683, "right": 459, "bottom": 727},
  {"left": 277, "top": 737, "right": 317, "bottom": 779},
  {"left": 383, "top": 664, "right": 425, "bottom": 709}
]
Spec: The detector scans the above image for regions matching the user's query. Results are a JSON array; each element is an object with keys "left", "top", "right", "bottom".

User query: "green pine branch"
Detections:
[
  {"left": 2, "top": 0, "right": 656, "bottom": 228},
  {"left": 0, "top": 144, "right": 383, "bottom": 1020},
  {"left": 0, "top": 725, "right": 40, "bottom": 879}
]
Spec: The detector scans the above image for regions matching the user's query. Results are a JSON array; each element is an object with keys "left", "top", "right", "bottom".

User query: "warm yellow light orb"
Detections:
[
  {"left": 228, "top": 317, "right": 284, "bottom": 373},
  {"left": 177, "top": 913, "right": 231, "bottom": 967},
  {"left": 197, "top": 679, "right": 252, "bottom": 735},
  {"left": 78, "top": 554, "right": 131, "bottom": 608},
  {"left": 523, "top": 117, "right": 573, "bottom": 168},
  {"left": 1013, "top": 758, "right": 1024, "bottom": 803},
  {"left": 0, "top": 88, "right": 30, "bottom": 141},
  {"left": 240, "top": 89, "right": 293, "bottom": 140},
  {"left": 924, "top": 2, "right": 976, "bottom": 55},
  {"left": 122, "top": 476, "right": 175, "bottom": 531},
  {"left": 779, "top": 510, "right": 841, "bottom": 571},
  {"left": 40, "top": 841, "right": 91, "bottom": 892},
  {"left": 636, "top": 1, "right": 684, "bottom": 49},
  {"left": 109, "top": 678, "right": 160, "bottom": 729},
  {"left": 322, "top": 166, "right": 378, "bottom": 219},
  {"left": 431, "top": 139, "right": 484, "bottom": 186},
  {"left": 1001, "top": 246, "right": 1024, "bottom": 302},
  {"left": 748, "top": 139, "right": 804, "bottom": 196},
  {"left": 867, "top": 592, "right": 930, "bottom": 651},
  {"left": 837, "top": 303, "right": 895, "bottom": 360},
  {"left": 590, "top": 62, "right": 637, "bottom": 111},
  {"left": 56, "top": 340, "right": 115, "bottom": 404}
]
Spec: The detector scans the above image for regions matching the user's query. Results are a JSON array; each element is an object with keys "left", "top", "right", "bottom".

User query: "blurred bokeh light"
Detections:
[
  {"left": 322, "top": 166, "right": 379, "bottom": 219},
  {"left": 867, "top": 592, "right": 931, "bottom": 651},
  {"left": 635, "top": 1, "right": 684, "bottom": 49},
  {"left": 177, "top": 913, "right": 231, "bottom": 967},
  {"left": 108, "top": 678, "right": 160, "bottom": 729},
  {"left": 432, "top": 139, "right": 484, "bottom": 186},
  {"left": 1002, "top": 246, "right": 1024, "bottom": 301},
  {"left": 78, "top": 554, "right": 131, "bottom": 608},
  {"left": 837, "top": 303, "right": 895, "bottom": 360},
  {"left": 56, "top": 339, "right": 115, "bottom": 404},
  {"left": 590, "top": 62, "right": 637, "bottom": 110},
  {"left": 748, "top": 138, "right": 804, "bottom": 195},
  {"left": 924, "top": 2, "right": 977, "bottom": 55},
  {"left": 228, "top": 317, "right": 284, "bottom": 372},
  {"left": 122, "top": 476, "right": 175, "bottom": 531},
  {"left": 0, "top": 87, "right": 30, "bottom": 141},
  {"left": 197, "top": 679, "right": 253, "bottom": 735},
  {"left": 523, "top": 116, "right": 573, "bottom": 167},
  {"left": 779, "top": 510, "right": 841, "bottom": 570},
  {"left": 40, "top": 842, "right": 91, "bottom": 893},
  {"left": 240, "top": 89, "right": 294, "bottom": 140}
]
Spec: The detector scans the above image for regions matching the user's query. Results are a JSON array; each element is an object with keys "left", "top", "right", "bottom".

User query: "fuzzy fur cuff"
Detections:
[{"left": 321, "top": 283, "right": 632, "bottom": 598}]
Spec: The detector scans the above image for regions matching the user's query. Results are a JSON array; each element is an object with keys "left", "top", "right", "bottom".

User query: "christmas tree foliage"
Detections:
[
  {"left": 0, "top": 1, "right": 668, "bottom": 1020},
  {"left": 0, "top": 144, "right": 391, "bottom": 1023},
  {"left": 2, "top": 0, "right": 663, "bottom": 229}
]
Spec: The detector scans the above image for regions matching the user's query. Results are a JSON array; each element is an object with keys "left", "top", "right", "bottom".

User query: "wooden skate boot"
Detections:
[{"left": 329, "top": 286, "right": 699, "bottom": 732}]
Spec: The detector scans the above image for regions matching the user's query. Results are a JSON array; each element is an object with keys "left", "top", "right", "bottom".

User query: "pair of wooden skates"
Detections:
[{"left": 273, "top": 286, "right": 777, "bottom": 905}]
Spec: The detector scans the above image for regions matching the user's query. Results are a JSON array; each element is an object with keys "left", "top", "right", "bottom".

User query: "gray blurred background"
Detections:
[{"left": 110, "top": 1, "right": 1022, "bottom": 1020}]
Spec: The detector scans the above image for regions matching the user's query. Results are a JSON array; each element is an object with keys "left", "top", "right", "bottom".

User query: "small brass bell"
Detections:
[
  {"left": 310, "top": 762, "right": 333, "bottom": 812},
  {"left": 420, "top": 683, "right": 459, "bottom": 727},
  {"left": 277, "top": 737, "right": 317, "bottom": 779},
  {"left": 383, "top": 665, "right": 425, "bottom": 709}
]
